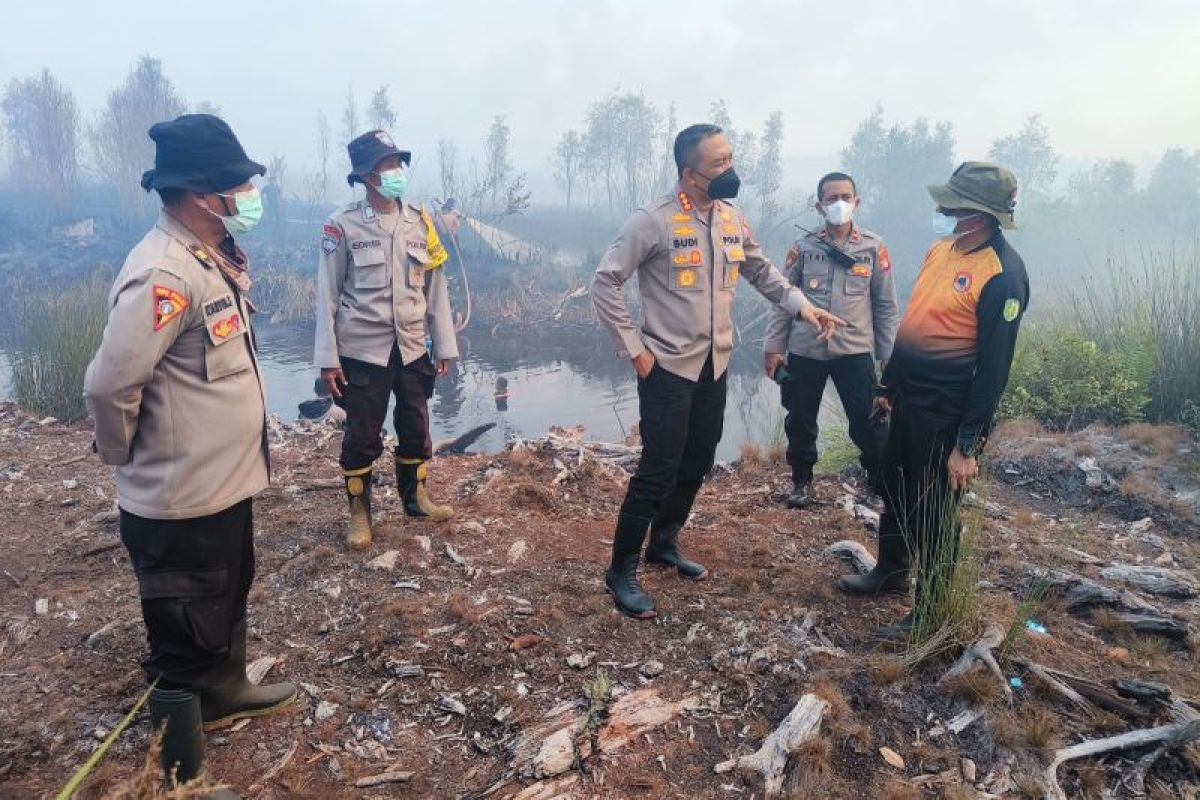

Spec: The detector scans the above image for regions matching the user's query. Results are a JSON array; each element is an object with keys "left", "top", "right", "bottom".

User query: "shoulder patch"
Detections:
[
  {"left": 1003, "top": 298, "right": 1021, "bottom": 322},
  {"left": 152, "top": 285, "right": 189, "bottom": 331},
  {"left": 784, "top": 244, "right": 800, "bottom": 270},
  {"left": 322, "top": 224, "right": 342, "bottom": 254},
  {"left": 878, "top": 244, "right": 892, "bottom": 273}
]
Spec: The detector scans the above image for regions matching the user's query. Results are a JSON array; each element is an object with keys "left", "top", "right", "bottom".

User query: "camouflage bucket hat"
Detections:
[{"left": 927, "top": 161, "right": 1019, "bottom": 229}]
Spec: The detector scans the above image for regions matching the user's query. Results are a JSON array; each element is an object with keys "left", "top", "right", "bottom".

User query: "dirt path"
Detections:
[{"left": 1, "top": 405, "right": 1198, "bottom": 799}]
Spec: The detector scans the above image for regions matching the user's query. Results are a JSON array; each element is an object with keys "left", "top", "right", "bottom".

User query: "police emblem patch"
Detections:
[
  {"left": 1003, "top": 298, "right": 1021, "bottom": 322},
  {"left": 953, "top": 272, "right": 972, "bottom": 293},
  {"left": 322, "top": 224, "right": 341, "bottom": 254},
  {"left": 152, "top": 285, "right": 188, "bottom": 331},
  {"left": 210, "top": 313, "right": 242, "bottom": 341}
]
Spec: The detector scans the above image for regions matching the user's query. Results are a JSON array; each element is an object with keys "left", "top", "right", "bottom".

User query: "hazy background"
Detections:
[{"left": 1, "top": 0, "right": 1198, "bottom": 454}]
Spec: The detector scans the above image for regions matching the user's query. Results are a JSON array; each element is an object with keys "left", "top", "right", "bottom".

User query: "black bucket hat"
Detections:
[
  {"left": 140, "top": 114, "right": 265, "bottom": 194},
  {"left": 346, "top": 129, "right": 411, "bottom": 186}
]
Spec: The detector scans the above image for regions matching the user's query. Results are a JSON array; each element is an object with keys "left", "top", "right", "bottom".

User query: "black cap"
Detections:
[
  {"left": 140, "top": 114, "right": 265, "bottom": 194},
  {"left": 346, "top": 129, "right": 411, "bottom": 186}
]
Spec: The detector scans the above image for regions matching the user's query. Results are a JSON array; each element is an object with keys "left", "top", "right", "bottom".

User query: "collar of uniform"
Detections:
[
  {"left": 155, "top": 211, "right": 212, "bottom": 267},
  {"left": 817, "top": 223, "right": 860, "bottom": 244}
]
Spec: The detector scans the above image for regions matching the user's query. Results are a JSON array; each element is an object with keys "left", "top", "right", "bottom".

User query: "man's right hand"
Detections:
[
  {"left": 764, "top": 352, "right": 786, "bottom": 379},
  {"left": 322, "top": 367, "right": 347, "bottom": 399},
  {"left": 870, "top": 395, "right": 892, "bottom": 421},
  {"left": 632, "top": 350, "right": 656, "bottom": 379}
]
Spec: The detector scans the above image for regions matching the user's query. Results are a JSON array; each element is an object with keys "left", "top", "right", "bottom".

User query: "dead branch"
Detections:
[
  {"left": 822, "top": 540, "right": 876, "bottom": 575},
  {"left": 355, "top": 769, "right": 415, "bottom": 788},
  {"left": 1012, "top": 657, "right": 1094, "bottom": 714},
  {"left": 1038, "top": 567, "right": 1162, "bottom": 615},
  {"left": 714, "top": 693, "right": 828, "bottom": 798},
  {"left": 1043, "top": 719, "right": 1200, "bottom": 800},
  {"left": 939, "top": 625, "right": 1010, "bottom": 701},
  {"left": 1100, "top": 563, "right": 1199, "bottom": 599}
]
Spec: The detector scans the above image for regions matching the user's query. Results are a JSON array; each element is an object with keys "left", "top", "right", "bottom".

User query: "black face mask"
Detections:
[{"left": 701, "top": 167, "right": 741, "bottom": 200}]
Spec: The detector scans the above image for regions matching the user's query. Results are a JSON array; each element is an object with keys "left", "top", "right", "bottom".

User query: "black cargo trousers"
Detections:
[
  {"left": 335, "top": 343, "right": 437, "bottom": 469},
  {"left": 874, "top": 396, "right": 964, "bottom": 593},
  {"left": 120, "top": 499, "right": 253, "bottom": 688},
  {"left": 779, "top": 352, "right": 887, "bottom": 489},
  {"left": 618, "top": 355, "right": 727, "bottom": 534}
]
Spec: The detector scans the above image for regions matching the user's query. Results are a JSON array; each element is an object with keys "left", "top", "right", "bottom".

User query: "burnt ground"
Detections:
[{"left": 1, "top": 403, "right": 1199, "bottom": 800}]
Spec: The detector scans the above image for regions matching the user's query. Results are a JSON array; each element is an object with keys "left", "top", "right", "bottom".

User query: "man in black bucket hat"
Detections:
[
  {"left": 314, "top": 129, "right": 459, "bottom": 551},
  {"left": 85, "top": 114, "right": 296, "bottom": 796},
  {"left": 837, "top": 162, "right": 1029, "bottom": 641}
]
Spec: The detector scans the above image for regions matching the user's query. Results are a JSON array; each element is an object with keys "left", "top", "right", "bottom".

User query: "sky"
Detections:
[{"left": 1, "top": 0, "right": 1197, "bottom": 200}]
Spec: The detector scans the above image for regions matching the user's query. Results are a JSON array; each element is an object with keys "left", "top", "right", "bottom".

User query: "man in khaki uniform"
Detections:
[
  {"left": 591, "top": 123, "right": 844, "bottom": 619},
  {"left": 84, "top": 115, "right": 295, "bottom": 795},
  {"left": 764, "top": 172, "right": 899, "bottom": 508},
  {"left": 314, "top": 130, "right": 459, "bottom": 551}
]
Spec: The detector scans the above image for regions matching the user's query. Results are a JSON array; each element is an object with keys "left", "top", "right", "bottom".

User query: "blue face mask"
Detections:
[{"left": 373, "top": 167, "right": 408, "bottom": 200}]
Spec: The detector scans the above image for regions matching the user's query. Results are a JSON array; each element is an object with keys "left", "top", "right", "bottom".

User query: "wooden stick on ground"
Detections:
[
  {"left": 1012, "top": 657, "right": 1094, "bottom": 714},
  {"left": 714, "top": 694, "right": 828, "bottom": 798},
  {"left": 1043, "top": 719, "right": 1200, "bottom": 800},
  {"left": 939, "top": 625, "right": 1010, "bottom": 701}
]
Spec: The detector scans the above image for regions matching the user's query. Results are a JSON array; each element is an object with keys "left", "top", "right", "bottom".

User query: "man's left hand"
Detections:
[
  {"left": 800, "top": 305, "right": 847, "bottom": 341},
  {"left": 436, "top": 359, "right": 450, "bottom": 377},
  {"left": 947, "top": 448, "right": 979, "bottom": 491}
]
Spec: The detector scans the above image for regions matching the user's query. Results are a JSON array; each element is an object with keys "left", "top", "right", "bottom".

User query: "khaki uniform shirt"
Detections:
[
  {"left": 84, "top": 212, "right": 269, "bottom": 520},
  {"left": 313, "top": 199, "right": 458, "bottom": 369},
  {"left": 591, "top": 190, "right": 808, "bottom": 381},
  {"left": 764, "top": 225, "right": 900, "bottom": 361}
]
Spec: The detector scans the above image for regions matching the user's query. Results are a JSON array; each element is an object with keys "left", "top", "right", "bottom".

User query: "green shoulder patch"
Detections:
[{"left": 1003, "top": 298, "right": 1021, "bottom": 322}]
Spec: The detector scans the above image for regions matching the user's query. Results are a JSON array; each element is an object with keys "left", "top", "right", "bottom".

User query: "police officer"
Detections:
[
  {"left": 591, "top": 123, "right": 845, "bottom": 619},
  {"left": 845, "top": 162, "right": 1029, "bottom": 637},
  {"left": 84, "top": 115, "right": 296, "bottom": 794},
  {"left": 314, "top": 130, "right": 459, "bottom": 551},
  {"left": 764, "top": 172, "right": 900, "bottom": 508}
]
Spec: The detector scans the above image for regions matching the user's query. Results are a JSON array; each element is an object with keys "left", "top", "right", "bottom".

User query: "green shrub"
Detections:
[
  {"left": 999, "top": 326, "right": 1149, "bottom": 430},
  {"left": 6, "top": 272, "right": 109, "bottom": 421}
]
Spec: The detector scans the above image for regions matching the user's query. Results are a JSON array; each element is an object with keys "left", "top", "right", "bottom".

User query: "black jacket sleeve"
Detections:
[{"left": 957, "top": 269, "right": 1028, "bottom": 456}]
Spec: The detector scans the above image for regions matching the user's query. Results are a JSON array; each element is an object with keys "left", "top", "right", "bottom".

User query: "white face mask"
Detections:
[
  {"left": 932, "top": 210, "right": 979, "bottom": 238},
  {"left": 822, "top": 199, "right": 854, "bottom": 226}
]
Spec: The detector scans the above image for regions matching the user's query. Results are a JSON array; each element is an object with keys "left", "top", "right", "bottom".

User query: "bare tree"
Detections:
[
  {"left": 989, "top": 115, "right": 1058, "bottom": 200},
  {"left": 315, "top": 111, "right": 331, "bottom": 205},
  {"left": 656, "top": 101, "right": 679, "bottom": 194},
  {"left": 1, "top": 69, "right": 80, "bottom": 214},
  {"left": 583, "top": 92, "right": 660, "bottom": 215},
  {"left": 483, "top": 116, "right": 513, "bottom": 212},
  {"left": 342, "top": 85, "right": 359, "bottom": 143},
  {"left": 437, "top": 138, "right": 460, "bottom": 201},
  {"left": 91, "top": 56, "right": 186, "bottom": 219},
  {"left": 550, "top": 130, "right": 584, "bottom": 210},
  {"left": 756, "top": 112, "right": 784, "bottom": 227},
  {"left": 367, "top": 86, "right": 397, "bottom": 131}
]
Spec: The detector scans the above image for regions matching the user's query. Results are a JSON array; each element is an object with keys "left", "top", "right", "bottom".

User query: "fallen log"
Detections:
[
  {"left": 1043, "top": 718, "right": 1200, "bottom": 800},
  {"left": 714, "top": 693, "right": 828, "bottom": 798},
  {"left": 822, "top": 540, "right": 876, "bottom": 575},
  {"left": 1099, "top": 563, "right": 1199, "bottom": 599},
  {"left": 1109, "top": 612, "right": 1191, "bottom": 641},
  {"left": 1037, "top": 567, "right": 1163, "bottom": 615}
]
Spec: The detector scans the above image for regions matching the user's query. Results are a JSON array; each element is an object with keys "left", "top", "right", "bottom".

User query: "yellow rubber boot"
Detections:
[
  {"left": 398, "top": 459, "right": 454, "bottom": 521},
  {"left": 344, "top": 467, "right": 373, "bottom": 550}
]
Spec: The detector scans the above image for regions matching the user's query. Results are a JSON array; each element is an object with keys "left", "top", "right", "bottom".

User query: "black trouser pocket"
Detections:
[{"left": 137, "top": 568, "right": 231, "bottom": 658}]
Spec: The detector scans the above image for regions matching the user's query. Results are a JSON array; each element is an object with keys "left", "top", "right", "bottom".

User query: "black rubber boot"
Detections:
[
  {"left": 785, "top": 481, "right": 813, "bottom": 509},
  {"left": 837, "top": 565, "right": 909, "bottom": 595},
  {"left": 150, "top": 687, "right": 204, "bottom": 786},
  {"left": 397, "top": 457, "right": 453, "bottom": 521},
  {"left": 149, "top": 687, "right": 241, "bottom": 797},
  {"left": 343, "top": 467, "right": 373, "bottom": 550},
  {"left": 873, "top": 611, "right": 914, "bottom": 641},
  {"left": 645, "top": 485, "right": 707, "bottom": 580},
  {"left": 200, "top": 619, "right": 297, "bottom": 732},
  {"left": 604, "top": 514, "right": 656, "bottom": 619}
]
